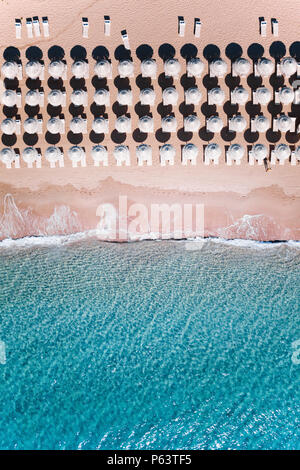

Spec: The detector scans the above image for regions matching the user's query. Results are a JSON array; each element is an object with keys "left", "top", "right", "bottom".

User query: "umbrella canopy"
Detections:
[
  {"left": 1, "top": 61, "right": 18, "bottom": 79},
  {"left": 68, "top": 146, "right": 85, "bottom": 162},
  {"left": 160, "top": 144, "right": 176, "bottom": 159},
  {"left": 255, "top": 87, "right": 272, "bottom": 105},
  {"left": 115, "top": 115, "right": 131, "bottom": 133},
  {"left": 113, "top": 145, "right": 130, "bottom": 160},
  {"left": 139, "top": 88, "right": 156, "bottom": 106},
  {"left": 48, "top": 60, "right": 65, "bottom": 79},
  {"left": 70, "top": 89, "right": 86, "bottom": 106},
  {"left": 185, "top": 87, "right": 202, "bottom": 105},
  {"left": 2, "top": 90, "right": 17, "bottom": 107},
  {"left": 118, "top": 60, "right": 134, "bottom": 77},
  {"left": 227, "top": 144, "right": 245, "bottom": 160},
  {"left": 91, "top": 145, "right": 108, "bottom": 162},
  {"left": 94, "top": 88, "right": 110, "bottom": 106},
  {"left": 141, "top": 59, "right": 157, "bottom": 78},
  {"left": 117, "top": 89, "right": 132, "bottom": 106},
  {"left": 70, "top": 117, "right": 85, "bottom": 134},
  {"left": 94, "top": 60, "right": 112, "bottom": 78},
  {"left": 274, "top": 144, "right": 291, "bottom": 160},
  {"left": 24, "top": 118, "right": 38, "bottom": 134},
  {"left": 230, "top": 115, "right": 247, "bottom": 132},
  {"left": 25, "top": 90, "right": 40, "bottom": 107},
  {"left": 278, "top": 87, "right": 294, "bottom": 104},
  {"left": 208, "top": 87, "right": 225, "bottom": 105},
  {"left": 1, "top": 118, "right": 16, "bottom": 135},
  {"left": 45, "top": 146, "right": 62, "bottom": 163},
  {"left": 280, "top": 57, "right": 297, "bottom": 77},
  {"left": 163, "top": 87, "right": 179, "bottom": 106},
  {"left": 71, "top": 60, "right": 87, "bottom": 79},
  {"left": 210, "top": 58, "right": 228, "bottom": 77},
  {"left": 48, "top": 89, "right": 64, "bottom": 107},
  {"left": 232, "top": 86, "right": 249, "bottom": 104},
  {"left": 0, "top": 148, "right": 16, "bottom": 164},
  {"left": 184, "top": 115, "right": 201, "bottom": 132},
  {"left": 164, "top": 58, "right": 181, "bottom": 77},
  {"left": 254, "top": 115, "right": 270, "bottom": 132},
  {"left": 25, "top": 61, "right": 42, "bottom": 79},
  {"left": 205, "top": 143, "right": 221, "bottom": 159},
  {"left": 138, "top": 116, "right": 154, "bottom": 133},
  {"left": 206, "top": 115, "right": 223, "bottom": 133},
  {"left": 182, "top": 143, "right": 199, "bottom": 159},
  {"left": 252, "top": 143, "right": 268, "bottom": 160},
  {"left": 22, "top": 147, "right": 39, "bottom": 163},
  {"left": 277, "top": 115, "right": 292, "bottom": 132},
  {"left": 233, "top": 58, "right": 251, "bottom": 77},
  {"left": 92, "top": 118, "right": 108, "bottom": 134},
  {"left": 47, "top": 117, "right": 61, "bottom": 134},
  {"left": 136, "top": 144, "right": 152, "bottom": 159},
  {"left": 161, "top": 115, "right": 177, "bottom": 132},
  {"left": 187, "top": 58, "right": 204, "bottom": 77},
  {"left": 256, "top": 58, "right": 274, "bottom": 77}
]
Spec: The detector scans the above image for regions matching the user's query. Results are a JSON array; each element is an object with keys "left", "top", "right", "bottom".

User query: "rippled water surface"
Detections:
[{"left": 0, "top": 238, "right": 299, "bottom": 449}]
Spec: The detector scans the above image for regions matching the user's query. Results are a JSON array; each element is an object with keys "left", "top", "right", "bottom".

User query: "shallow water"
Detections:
[{"left": 0, "top": 238, "right": 299, "bottom": 449}]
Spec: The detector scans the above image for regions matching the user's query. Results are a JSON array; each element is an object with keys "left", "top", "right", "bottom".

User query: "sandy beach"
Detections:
[{"left": 0, "top": 0, "right": 299, "bottom": 241}]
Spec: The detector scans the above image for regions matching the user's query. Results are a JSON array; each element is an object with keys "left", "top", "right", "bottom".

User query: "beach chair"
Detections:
[
  {"left": 82, "top": 18, "right": 89, "bottom": 38},
  {"left": 194, "top": 18, "right": 201, "bottom": 38},
  {"left": 42, "top": 17, "right": 49, "bottom": 37},
  {"left": 178, "top": 17, "right": 185, "bottom": 37},
  {"left": 33, "top": 17, "right": 41, "bottom": 37},
  {"left": 121, "top": 30, "right": 130, "bottom": 50},
  {"left": 36, "top": 152, "right": 42, "bottom": 168},
  {"left": 260, "top": 18, "right": 267, "bottom": 37},
  {"left": 294, "top": 88, "right": 300, "bottom": 105},
  {"left": 17, "top": 63, "right": 23, "bottom": 80},
  {"left": 291, "top": 149, "right": 300, "bottom": 166},
  {"left": 15, "top": 119, "right": 21, "bottom": 135},
  {"left": 104, "top": 16, "right": 111, "bottom": 36},
  {"left": 16, "top": 91, "right": 22, "bottom": 108},
  {"left": 37, "top": 118, "right": 43, "bottom": 134},
  {"left": 272, "top": 19, "right": 279, "bottom": 37},
  {"left": 15, "top": 19, "right": 22, "bottom": 39},
  {"left": 26, "top": 18, "right": 33, "bottom": 38},
  {"left": 297, "top": 63, "right": 300, "bottom": 76}
]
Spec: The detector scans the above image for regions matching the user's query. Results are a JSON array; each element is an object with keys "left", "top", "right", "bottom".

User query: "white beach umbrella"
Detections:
[
  {"left": 136, "top": 144, "right": 152, "bottom": 160},
  {"left": 230, "top": 115, "right": 247, "bottom": 132},
  {"left": 274, "top": 144, "right": 291, "bottom": 162},
  {"left": 1, "top": 61, "right": 18, "bottom": 79},
  {"left": 138, "top": 115, "right": 154, "bottom": 133},
  {"left": 161, "top": 115, "right": 177, "bottom": 132},
  {"left": 24, "top": 118, "right": 38, "bottom": 134},
  {"left": 163, "top": 87, "right": 179, "bottom": 106},
  {"left": 1, "top": 118, "right": 16, "bottom": 135},
  {"left": 253, "top": 115, "right": 270, "bottom": 132},
  {"left": 280, "top": 57, "right": 297, "bottom": 77},
  {"left": 206, "top": 115, "right": 223, "bottom": 133},
  {"left": 278, "top": 87, "right": 294, "bottom": 105},
  {"left": 205, "top": 143, "right": 221, "bottom": 161},
  {"left": 182, "top": 143, "right": 199, "bottom": 159},
  {"left": 25, "top": 61, "right": 42, "bottom": 79},
  {"left": 184, "top": 115, "right": 201, "bottom": 132},
  {"left": 113, "top": 145, "right": 130, "bottom": 164},
  {"left": 255, "top": 87, "right": 272, "bottom": 105},
  {"left": 22, "top": 147, "right": 39, "bottom": 164},
  {"left": 187, "top": 58, "right": 204, "bottom": 77},
  {"left": 233, "top": 58, "right": 251, "bottom": 77},
  {"left": 232, "top": 86, "right": 249, "bottom": 105},
  {"left": 277, "top": 115, "right": 292, "bottom": 132},
  {"left": 164, "top": 58, "right": 181, "bottom": 78},
  {"left": 45, "top": 146, "right": 62, "bottom": 163},
  {"left": 70, "top": 89, "right": 86, "bottom": 106},
  {"left": 48, "top": 60, "right": 65, "bottom": 79},
  {"left": 94, "top": 88, "right": 110, "bottom": 106},
  {"left": 0, "top": 148, "right": 16, "bottom": 164},
  {"left": 252, "top": 143, "right": 268, "bottom": 161},
  {"left": 48, "top": 89, "right": 64, "bottom": 107},
  {"left": 91, "top": 145, "right": 108, "bottom": 162},
  {"left": 68, "top": 146, "right": 85, "bottom": 163},
  {"left": 92, "top": 117, "right": 108, "bottom": 134},
  {"left": 256, "top": 58, "right": 274, "bottom": 77},
  {"left": 210, "top": 58, "right": 228, "bottom": 77},
  {"left": 47, "top": 117, "right": 61, "bottom": 134},
  {"left": 227, "top": 144, "right": 245, "bottom": 162},
  {"left": 117, "top": 89, "right": 132, "bottom": 106},
  {"left": 25, "top": 90, "right": 40, "bottom": 106},
  {"left": 185, "top": 87, "right": 202, "bottom": 105},
  {"left": 94, "top": 60, "right": 112, "bottom": 79},
  {"left": 115, "top": 115, "right": 131, "bottom": 133},
  {"left": 160, "top": 144, "right": 176, "bottom": 164},
  {"left": 141, "top": 59, "right": 157, "bottom": 78},
  {"left": 71, "top": 60, "right": 87, "bottom": 79},
  {"left": 208, "top": 87, "right": 225, "bottom": 105},
  {"left": 139, "top": 88, "right": 156, "bottom": 106},
  {"left": 118, "top": 60, "right": 134, "bottom": 78},
  {"left": 70, "top": 117, "right": 85, "bottom": 134},
  {"left": 2, "top": 90, "right": 17, "bottom": 107}
]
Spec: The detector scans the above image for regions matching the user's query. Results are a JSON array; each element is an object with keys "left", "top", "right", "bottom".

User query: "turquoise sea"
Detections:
[{"left": 0, "top": 236, "right": 299, "bottom": 450}]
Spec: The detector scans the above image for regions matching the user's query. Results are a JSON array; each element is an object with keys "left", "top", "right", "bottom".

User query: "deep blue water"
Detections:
[{"left": 0, "top": 238, "right": 299, "bottom": 449}]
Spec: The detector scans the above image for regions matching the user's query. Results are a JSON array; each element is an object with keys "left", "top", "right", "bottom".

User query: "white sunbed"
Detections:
[
  {"left": 33, "top": 17, "right": 41, "bottom": 37},
  {"left": 178, "top": 17, "right": 185, "bottom": 37},
  {"left": 194, "top": 18, "right": 201, "bottom": 38},
  {"left": 26, "top": 18, "right": 33, "bottom": 38},
  {"left": 104, "top": 16, "right": 111, "bottom": 36},
  {"left": 272, "top": 19, "right": 279, "bottom": 37},
  {"left": 15, "top": 19, "right": 22, "bottom": 39},
  {"left": 42, "top": 17, "right": 49, "bottom": 37},
  {"left": 82, "top": 18, "right": 89, "bottom": 38},
  {"left": 260, "top": 19, "right": 267, "bottom": 37},
  {"left": 121, "top": 30, "right": 130, "bottom": 50}
]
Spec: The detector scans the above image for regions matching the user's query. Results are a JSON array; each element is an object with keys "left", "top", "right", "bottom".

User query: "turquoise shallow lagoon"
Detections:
[{"left": 0, "top": 238, "right": 299, "bottom": 449}]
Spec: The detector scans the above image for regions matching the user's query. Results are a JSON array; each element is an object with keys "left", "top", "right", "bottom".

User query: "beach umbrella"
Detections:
[
  {"left": 0, "top": 148, "right": 16, "bottom": 164},
  {"left": 113, "top": 145, "right": 130, "bottom": 164},
  {"left": 68, "top": 146, "right": 85, "bottom": 163},
  {"left": 91, "top": 145, "right": 108, "bottom": 163},
  {"left": 47, "top": 117, "right": 61, "bottom": 134},
  {"left": 71, "top": 60, "right": 87, "bottom": 79},
  {"left": 255, "top": 87, "right": 272, "bottom": 105},
  {"left": 252, "top": 144, "right": 268, "bottom": 162},
  {"left": 210, "top": 58, "right": 228, "bottom": 77},
  {"left": 280, "top": 57, "right": 297, "bottom": 77},
  {"left": 25, "top": 90, "right": 40, "bottom": 107},
  {"left": 48, "top": 60, "right": 65, "bottom": 79},
  {"left": 233, "top": 58, "right": 251, "bottom": 77},
  {"left": 164, "top": 58, "right": 181, "bottom": 78},
  {"left": 187, "top": 58, "right": 204, "bottom": 77},
  {"left": 205, "top": 143, "right": 221, "bottom": 162},
  {"left": 184, "top": 115, "right": 201, "bottom": 132},
  {"left": 94, "top": 88, "right": 110, "bottom": 106},
  {"left": 232, "top": 86, "right": 249, "bottom": 104},
  {"left": 117, "top": 89, "right": 132, "bottom": 106},
  {"left": 25, "top": 61, "right": 42, "bottom": 79},
  {"left": 206, "top": 115, "right": 223, "bottom": 133},
  {"left": 138, "top": 116, "right": 154, "bottom": 133},
  {"left": 230, "top": 115, "right": 247, "bottom": 132},
  {"left": 2, "top": 90, "right": 17, "bottom": 107},
  {"left": 141, "top": 59, "right": 157, "bottom": 78},
  {"left": 278, "top": 87, "right": 294, "bottom": 104},
  {"left": 139, "top": 88, "right": 156, "bottom": 106},
  {"left": 22, "top": 147, "right": 39, "bottom": 164},
  {"left": 70, "top": 89, "right": 86, "bottom": 106},
  {"left": 24, "top": 118, "right": 38, "bottom": 134},
  {"left": 253, "top": 115, "right": 270, "bottom": 132},
  {"left": 160, "top": 144, "right": 176, "bottom": 164},
  {"left": 94, "top": 60, "right": 112, "bottom": 78},
  {"left": 136, "top": 144, "right": 152, "bottom": 160},
  {"left": 227, "top": 144, "right": 245, "bottom": 162},
  {"left": 70, "top": 117, "right": 85, "bottom": 134},
  {"left": 185, "top": 87, "right": 202, "bottom": 105},
  {"left": 45, "top": 146, "right": 62, "bottom": 163},
  {"left": 115, "top": 115, "right": 131, "bottom": 133},
  {"left": 163, "top": 87, "right": 178, "bottom": 106},
  {"left": 1, "top": 61, "right": 18, "bottom": 79},
  {"left": 92, "top": 117, "right": 108, "bottom": 134},
  {"left": 118, "top": 60, "right": 134, "bottom": 78},
  {"left": 48, "top": 89, "right": 64, "bottom": 107},
  {"left": 208, "top": 87, "right": 225, "bottom": 105},
  {"left": 161, "top": 115, "right": 177, "bottom": 132},
  {"left": 274, "top": 144, "right": 291, "bottom": 162},
  {"left": 1, "top": 118, "right": 16, "bottom": 135},
  {"left": 182, "top": 143, "right": 199, "bottom": 160},
  {"left": 277, "top": 115, "right": 292, "bottom": 132},
  {"left": 256, "top": 58, "right": 274, "bottom": 77}
]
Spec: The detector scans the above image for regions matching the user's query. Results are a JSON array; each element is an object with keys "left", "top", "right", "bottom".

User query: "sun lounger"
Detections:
[
  {"left": 260, "top": 18, "right": 267, "bottom": 37},
  {"left": 82, "top": 18, "right": 89, "bottom": 38},
  {"left": 16, "top": 91, "right": 22, "bottom": 108},
  {"left": 294, "top": 88, "right": 300, "bottom": 105},
  {"left": 15, "top": 19, "right": 22, "bottom": 39},
  {"left": 33, "top": 17, "right": 41, "bottom": 37},
  {"left": 272, "top": 19, "right": 279, "bottom": 37},
  {"left": 42, "top": 17, "right": 49, "bottom": 37},
  {"left": 121, "top": 30, "right": 130, "bottom": 50},
  {"left": 15, "top": 119, "right": 21, "bottom": 135},
  {"left": 194, "top": 18, "right": 201, "bottom": 38},
  {"left": 104, "top": 16, "right": 111, "bottom": 36},
  {"left": 178, "top": 17, "right": 185, "bottom": 37},
  {"left": 26, "top": 18, "right": 33, "bottom": 38}
]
